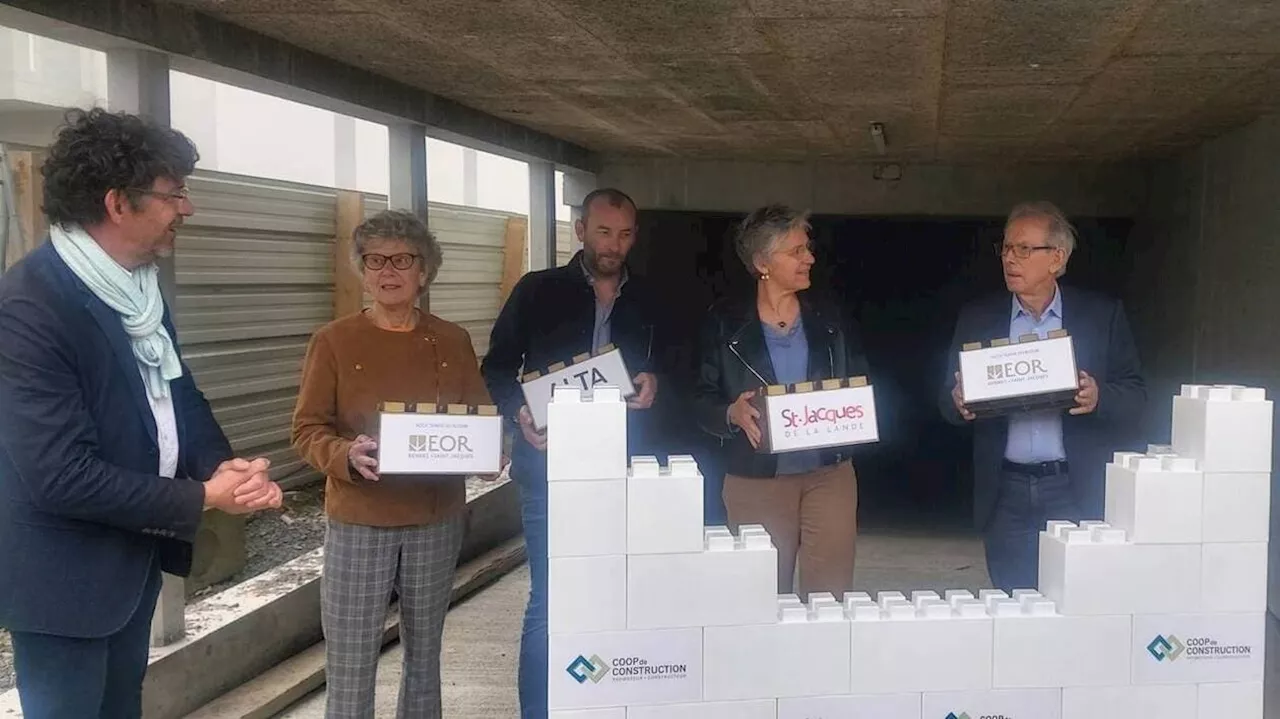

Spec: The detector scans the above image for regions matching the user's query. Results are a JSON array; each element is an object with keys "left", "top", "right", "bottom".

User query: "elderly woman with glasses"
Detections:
[
  {"left": 694, "top": 203, "right": 871, "bottom": 600},
  {"left": 291, "top": 209, "right": 491, "bottom": 719}
]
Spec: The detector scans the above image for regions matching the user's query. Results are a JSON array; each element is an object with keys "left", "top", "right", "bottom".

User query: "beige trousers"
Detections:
[{"left": 723, "top": 460, "right": 858, "bottom": 600}]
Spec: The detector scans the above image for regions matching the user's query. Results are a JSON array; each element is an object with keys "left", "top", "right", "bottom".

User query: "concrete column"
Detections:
[
  {"left": 561, "top": 168, "right": 599, "bottom": 223},
  {"left": 389, "top": 122, "right": 428, "bottom": 223},
  {"left": 529, "top": 160, "right": 556, "bottom": 270},
  {"left": 462, "top": 147, "right": 478, "bottom": 207},
  {"left": 106, "top": 48, "right": 187, "bottom": 648}
]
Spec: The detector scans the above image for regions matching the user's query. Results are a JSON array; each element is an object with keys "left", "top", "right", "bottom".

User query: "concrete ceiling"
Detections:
[{"left": 159, "top": 0, "right": 1280, "bottom": 163}]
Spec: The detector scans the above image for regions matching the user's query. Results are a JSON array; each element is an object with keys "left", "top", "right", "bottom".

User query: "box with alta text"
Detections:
[{"left": 521, "top": 344, "right": 636, "bottom": 430}]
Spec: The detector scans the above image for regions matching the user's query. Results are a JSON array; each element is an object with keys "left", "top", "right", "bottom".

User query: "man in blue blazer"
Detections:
[
  {"left": 0, "top": 108, "right": 283, "bottom": 718},
  {"left": 940, "top": 201, "right": 1147, "bottom": 592}
]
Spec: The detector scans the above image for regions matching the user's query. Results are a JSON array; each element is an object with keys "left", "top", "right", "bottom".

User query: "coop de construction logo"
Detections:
[
  {"left": 1147, "top": 632, "right": 1252, "bottom": 662},
  {"left": 565, "top": 652, "right": 689, "bottom": 686},
  {"left": 566, "top": 654, "right": 609, "bottom": 684}
]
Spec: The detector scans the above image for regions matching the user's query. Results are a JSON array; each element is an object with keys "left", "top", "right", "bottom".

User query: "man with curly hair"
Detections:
[{"left": 0, "top": 107, "right": 283, "bottom": 718}]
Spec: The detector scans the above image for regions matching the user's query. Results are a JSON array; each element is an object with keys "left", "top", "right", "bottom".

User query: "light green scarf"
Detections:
[{"left": 50, "top": 223, "right": 182, "bottom": 399}]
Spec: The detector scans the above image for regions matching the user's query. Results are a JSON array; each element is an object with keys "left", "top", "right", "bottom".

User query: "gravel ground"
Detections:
[{"left": 0, "top": 482, "right": 330, "bottom": 694}]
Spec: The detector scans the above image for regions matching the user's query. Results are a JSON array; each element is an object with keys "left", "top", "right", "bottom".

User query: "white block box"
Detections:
[
  {"left": 1172, "top": 384, "right": 1273, "bottom": 474},
  {"left": 627, "top": 455, "right": 704, "bottom": 555},
  {"left": 1201, "top": 543, "right": 1268, "bottom": 613},
  {"left": 922, "top": 689, "right": 1061, "bottom": 719},
  {"left": 849, "top": 605, "right": 993, "bottom": 694},
  {"left": 1061, "top": 685, "right": 1196, "bottom": 719},
  {"left": 993, "top": 599, "right": 1131, "bottom": 688},
  {"left": 547, "top": 386, "right": 628, "bottom": 482},
  {"left": 628, "top": 699, "right": 776, "bottom": 719},
  {"left": 550, "top": 555, "right": 627, "bottom": 634},
  {"left": 1104, "top": 453, "right": 1203, "bottom": 544},
  {"left": 550, "top": 479, "right": 626, "bottom": 558},
  {"left": 1038, "top": 522, "right": 1202, "bottom": 615},
  {"left": 1133, "top": 612, "right": 1265, "bottom": 685},
  {"left": 549, "top": 628, "right": 703, "bottom": 710},
  {"left": 627, "top": 532, "right": 777, "bottom": 629},
  {"left": 704, "top": 601, "right": 851, "bottom": 701},
  {"left": 1203, "top": 472, "right": 1271, "bottom": 543},
  {"left": 1038, "top": 523, "right": 1133, "bottom": 615},
  {"left": 551, "top": 710, "right": 626, "bottom": 719},
  {"left": 1197, "top": 681, "right": 1263, "bottom": 718},
  {"left": 778, "top": 693, "right": 921, "bottom": 719}
]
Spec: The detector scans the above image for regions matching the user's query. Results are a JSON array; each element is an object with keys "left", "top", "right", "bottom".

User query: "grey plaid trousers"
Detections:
[{"left": 321, "top": 514, "right": 465, "bottom": 719}]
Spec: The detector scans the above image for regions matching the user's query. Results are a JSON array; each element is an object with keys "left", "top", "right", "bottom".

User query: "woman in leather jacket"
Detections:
[{"left": 694, "top": 203, "right": 871, "bottom": 599}]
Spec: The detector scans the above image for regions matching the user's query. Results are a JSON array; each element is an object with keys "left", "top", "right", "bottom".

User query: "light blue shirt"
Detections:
[
  {"left": 1004, "top": 286, "right": 1067, "bottom": 464},
  {"left": 763, "top": 318, "right": 823, "bottom": 475},
  {"left": 582, "top": 259, "right": 627, "bottom": 352}
]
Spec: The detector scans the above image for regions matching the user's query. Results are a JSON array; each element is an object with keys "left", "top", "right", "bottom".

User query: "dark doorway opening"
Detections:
[{"left": 633, "top": 210, "right": 1136, "bottom": 532}]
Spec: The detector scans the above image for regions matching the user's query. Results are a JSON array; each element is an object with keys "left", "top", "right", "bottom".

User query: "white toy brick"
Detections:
[
  {"left": 1197, "top": 682, "right": 1263, "bottom": 719},
  {"left": 922, "top": 689, "right": 1062, "bottom": 719},
  {"left": 945, "top": 589, "right": 975, "bottom": 607},
  {"left": 550, "top": 710, "right": 625, "bottom": 719},
  {"left": 980, "top": 589, "right": 1009, "bottom": 607},
  {"left": 910, "top": 590, "right": 940, "bottom": 606},
  {"left": 1104, "top": 453, "right": 1204, "bottom": 544},
  {"left": 1202, "top": 471, "right": 1271, "bottom": 543},
  {"left": 548, "top": 627, "right": 702, "bottom": 710},
  {"left": 1061, "top": 685, "right": 1196, "bottom": 719},
  {"left": 989, "top": 598, "right": 1022, "bottom": 617},
  {"left": 850, "top": 604, "right": 994, "bottom": 695},
  {"left": 703, "top": 600, "right": 852, "bottom": 701},
  {"left": 877, "top": 591, "right": 907, "bottom": 607},
  {"left": 549, "top": 479, "right": 626, "bottom": 558},
  {"left": 704, "top": 526, "right": 736, "bottom": 552},
  {"left": 993, "top": 599, "right": 1131, "bottom": 688},
  {"left": 778, "top": 693, "right": 922, "bottom": 719},
  {"left": 547, "top": 385, "right": 628, "bottom": 482},
  {"left": 549, "top": 555, "right": 627, "bottom": 634},
  {"left": 956, "top": 600, "right": 988, "bottom": 619},
  {"left": 628, "top": 699, "right": 776, "bottom": 719},
  {"left": 1172, "top": 384, "right": 1273, "bottom": 473},
  {"left": 1201, "top": 542, "right": 1268, "bottom": 612},
  {"left": 778, "top": 593, "right": 803, "bottom": 607},
  {"left": 843, "top": 591, "right": 873, "bottom": 610},
  {"left": 1132, "top": 612, "right": 1265, "bottom": 685},
  {"left": 1130, "top": 543, "right": 1203, "bottom": 614},
  {"left": 848, "top": 603, "right": 882, "bottom": 621},
  {"left": 627, "top": 455, "right": 704, "bottom": 555},
  {"left": 627, "top": 530, "right": 777, "bottom": 630}
]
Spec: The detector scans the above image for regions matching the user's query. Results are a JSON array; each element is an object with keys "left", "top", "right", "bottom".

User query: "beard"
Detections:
[{"left": 585, "top": 249, "right": 623, "bottom": 278}]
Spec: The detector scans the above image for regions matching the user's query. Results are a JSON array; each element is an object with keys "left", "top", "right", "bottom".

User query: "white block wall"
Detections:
[{"left": 545, "top": 383, "right": 1271, "bottom": 718}]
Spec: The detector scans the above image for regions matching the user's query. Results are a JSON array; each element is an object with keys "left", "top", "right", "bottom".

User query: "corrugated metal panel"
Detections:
[
  {"left": 175, "top": 170, "right": 336, "bottom": 485},
  {"left": 359, "top": 196, "right": 514, "bottom": 358},
  {"left": 556, "top": 220, "right": 575, "bottom": 267}
]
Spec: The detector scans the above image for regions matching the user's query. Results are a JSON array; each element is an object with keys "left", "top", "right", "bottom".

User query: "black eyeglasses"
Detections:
[
  {"left": 361, "top": 253, "right": 420, "bottom": 271},
  {"left": 996, "top": 243, "right": 1056, "bottom": 260}
]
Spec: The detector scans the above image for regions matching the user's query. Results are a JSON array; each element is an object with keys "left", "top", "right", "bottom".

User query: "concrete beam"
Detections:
[
  {"left": 388, "top": 122, "right": 428, "bottom": 222},
  {"left": 0, "top": 0, "right": 597, "bottom": 172}
]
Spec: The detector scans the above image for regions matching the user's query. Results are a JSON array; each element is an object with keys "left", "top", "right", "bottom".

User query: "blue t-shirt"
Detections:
[{"left": 763, "top": 317, "right": 823, "bottom": 475}]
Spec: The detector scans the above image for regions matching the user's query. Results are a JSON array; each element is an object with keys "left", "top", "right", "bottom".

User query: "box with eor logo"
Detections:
[
  {"left": 749, "top": 376, "right": 880, "bottom": 454},
  {"left": 521, "top": 344, "right": 636, "bottom": 430},
  {"left": 958, "top": 331, "right": 1079, "bottom": 418},
  {"left": 377, "top": 402, "right": 503, "bottom": 475}
]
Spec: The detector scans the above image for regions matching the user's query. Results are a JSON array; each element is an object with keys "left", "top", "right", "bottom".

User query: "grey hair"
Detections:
[
  {"left": 734, "top": 203, "right": 812, "bottom": 278},
  {"left": 1006, "top": 201, "right": 1076, "bottom": 275},
  {"left": 351, "top": 209, "right": 442, "bottom": 290}
]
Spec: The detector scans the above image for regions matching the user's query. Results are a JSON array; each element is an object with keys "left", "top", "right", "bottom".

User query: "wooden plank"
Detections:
[
  {"left": 4, "top": 150, "right": 46, "bottom": 269},
  {"left": 498, "top": 215, "right": 528, "bottom": 306},
  {"left": 333, "top": 190, "right": 364, "bottom": 318}
]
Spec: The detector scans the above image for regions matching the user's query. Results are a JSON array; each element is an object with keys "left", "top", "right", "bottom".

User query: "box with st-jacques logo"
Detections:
[
  {"left": 376, "top": 401, "right": 503, "bottom": 475},
  {"left": 748, "top": 376, "right": 881, "bottom": 454},
  {"left": 958, "top": 329, "right": 1079, "bottom": 418}
]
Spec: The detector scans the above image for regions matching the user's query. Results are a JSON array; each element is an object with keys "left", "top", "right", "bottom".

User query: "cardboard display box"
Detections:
[
  {"left": 522, "top": 344, "right": 636, "bottom": 430},
  {"left": 748, "top": 376, "right": 879, "bottom": 454},
  {"left": 376, "top": 401, "right": 503, "bottom": 475},
  {"left": 959, "top": 330, "right": 1079, "bottom": 418}
]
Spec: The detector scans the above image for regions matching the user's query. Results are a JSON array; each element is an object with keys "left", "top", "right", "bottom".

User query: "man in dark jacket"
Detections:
[
  {"left": 481, "top": 187, "right": 662, "bottom": 719},
  {"left": 940, "top": 201, "right": 1146, "bottom": 592},
  {"left": 0, "top": 108, "right": 282, "bottom": 719}
]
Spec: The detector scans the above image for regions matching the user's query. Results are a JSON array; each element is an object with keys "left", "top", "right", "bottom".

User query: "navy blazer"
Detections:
[
  {"left": 939, "top": 285, "right": 1147, "bottom": 530},
  {"left": 0, "top": 242, "right": 232, "bottom": 638}
]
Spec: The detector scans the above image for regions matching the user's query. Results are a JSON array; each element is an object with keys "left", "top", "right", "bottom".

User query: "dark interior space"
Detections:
[{"left": 632, "top": 210, "right": 1137, "bottom": 532}]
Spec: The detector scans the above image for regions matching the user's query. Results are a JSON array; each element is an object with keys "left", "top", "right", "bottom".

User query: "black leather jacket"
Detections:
[{"left": 694, "top": 292, "right": 872, "bottom": 479}]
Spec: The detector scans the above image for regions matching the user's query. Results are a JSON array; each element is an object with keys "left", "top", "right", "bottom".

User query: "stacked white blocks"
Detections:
[{"left": 547, "top": 383, "right": 1271, "bottom": 718}]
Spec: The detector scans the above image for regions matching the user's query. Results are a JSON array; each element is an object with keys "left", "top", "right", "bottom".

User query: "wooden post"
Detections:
[
  {"left": 334, "top": 190, "right": 365, "bottom": 318},
  {"left": 499, "top": 216, "right": 528, "bottom": 306},
  {"left": 4, "top": 150, "right": 47, "bottom": 269}
]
